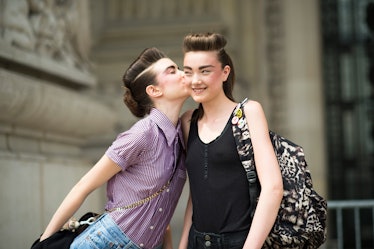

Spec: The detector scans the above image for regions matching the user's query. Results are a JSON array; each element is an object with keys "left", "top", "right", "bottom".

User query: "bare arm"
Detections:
[
  {"left": 178, "top": 194, "right": 193, "bottom": 249},
  {"left": 40, "top": 155, "right": 121, "bottom": 241},
  {"left": 242, "top": 101, "right": 283, "bottom": 249},
  {"left": 178, "top": 110, "right": 193, "bottom": 249},
  {"left": 163, "top": 225, "right": 173, "bottom": 249}
]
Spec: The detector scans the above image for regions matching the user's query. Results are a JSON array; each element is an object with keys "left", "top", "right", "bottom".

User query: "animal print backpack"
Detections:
[{"left": 231, "top": 99, "right": 327, "bottom": 249}]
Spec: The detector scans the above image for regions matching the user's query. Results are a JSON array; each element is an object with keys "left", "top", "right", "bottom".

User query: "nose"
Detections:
[
  {"left": 179, "top": 70, "right": 188, "bottom": 84},
  {"left": 191, "top": 73, "right": 201, "bottom": 84},
  {"left": 179, "top": 70, "right": 186, "bottom": 80}
]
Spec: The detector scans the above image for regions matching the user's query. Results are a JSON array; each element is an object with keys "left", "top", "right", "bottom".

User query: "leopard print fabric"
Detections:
[{"left": 232, "top": 101, "right": 327, "bottom": 249}]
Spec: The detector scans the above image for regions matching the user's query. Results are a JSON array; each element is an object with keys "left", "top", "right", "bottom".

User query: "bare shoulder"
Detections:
[
  {"left": 243, "top": 100, "right": 264, "bottom": 118},
  {"left": 242, "top": 100, "right": 269, "bottom": 134}
]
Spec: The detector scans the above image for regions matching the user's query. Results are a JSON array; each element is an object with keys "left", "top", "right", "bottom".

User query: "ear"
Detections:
[
  {"left": 146, "top": 85, "right": 163, "bottom": 98},
  {"left": 222, "top": 65, "right": 231, "bottom": 82}
]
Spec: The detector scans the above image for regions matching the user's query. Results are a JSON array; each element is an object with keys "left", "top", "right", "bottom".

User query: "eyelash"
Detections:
[
  {"left": 184, "top": 70, "right": 210, "bottom": 76},
  {"left": 169, "top": 67, "right": 177, "bottom": 74}
]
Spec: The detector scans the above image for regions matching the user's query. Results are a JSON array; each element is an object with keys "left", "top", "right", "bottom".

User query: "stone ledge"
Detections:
[
  {"left": 0, "top": 124, "right": 85, "bottom": 145},
  {"left": 0, "top": 41, "right": 97, "bottom": 87},
  {"left": 4, "top": 134, "right": 82, "bottom": 156},
  {"left": 0, "top": 68, "right": 118, "bottom": 138}
]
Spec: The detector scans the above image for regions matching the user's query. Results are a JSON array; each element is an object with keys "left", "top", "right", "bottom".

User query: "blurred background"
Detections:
[{"left": 0, "top": 0, "right": 373, "bottom": 248}]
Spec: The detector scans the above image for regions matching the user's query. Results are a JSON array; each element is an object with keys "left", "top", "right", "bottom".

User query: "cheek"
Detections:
[
  {"left": 209, "top": 73, "right": 224, "bottom": 84},
  {"left": 183, "top": 77, "right": 193, "bottom": 85}
]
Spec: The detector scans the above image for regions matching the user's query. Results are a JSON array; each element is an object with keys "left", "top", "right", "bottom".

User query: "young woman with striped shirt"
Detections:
[{"left": 38, "top": 47, "right": 190, "bottom": 249}]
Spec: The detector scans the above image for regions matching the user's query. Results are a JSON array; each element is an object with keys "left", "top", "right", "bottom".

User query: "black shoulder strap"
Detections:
[
  {"left": 231, "top": 98, "right": 260, "bottom": 218},
  {"left": 187, "top": 109, "right": 199, "bottom": 148}
]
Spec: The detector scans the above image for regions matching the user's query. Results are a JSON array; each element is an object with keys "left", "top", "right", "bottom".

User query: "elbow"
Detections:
[
  {"left": 271, "top": 168, "right": 283, "bottom": 202},
  {"left": 263, "top": 180, "right": 283, "bottom": 203},
  {"left": 273, "top": 181, "right": 283, "bottom": 203},
  {"left": 70, "top": 179, "right": 92, "bottom": 200},
  {"left": 274, "top": 185, "right": 283, "bottom": 203}
]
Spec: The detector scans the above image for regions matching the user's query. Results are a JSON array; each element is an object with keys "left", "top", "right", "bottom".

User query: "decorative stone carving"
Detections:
[
  {"left": 2, "top": 0, "right": 36, "bottom": 50},
  {"left": 1, "top": 0, "right": 91, "bottom": 74}
]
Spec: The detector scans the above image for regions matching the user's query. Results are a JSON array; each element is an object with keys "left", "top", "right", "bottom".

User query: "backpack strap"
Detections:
[{"left": 232, "top": 98, "right": 260, "bottom": 218}]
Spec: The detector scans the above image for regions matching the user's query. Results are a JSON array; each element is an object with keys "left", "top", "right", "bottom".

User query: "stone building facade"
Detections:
[{"left": 0, "top": 1, "right": 326, "bottom": 248}]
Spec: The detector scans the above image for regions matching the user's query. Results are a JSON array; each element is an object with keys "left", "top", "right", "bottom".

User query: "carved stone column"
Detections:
[{"left": 264, "top": 0, "right": 327, "bottom": 195}]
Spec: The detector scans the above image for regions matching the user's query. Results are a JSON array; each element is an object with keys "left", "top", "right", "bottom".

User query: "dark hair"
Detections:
[
  {"left": 183, "top": 33, "right": 236, "bottom": 119},
  {"left": 122, "top": 47, "right": 166, "bottom": 117}
]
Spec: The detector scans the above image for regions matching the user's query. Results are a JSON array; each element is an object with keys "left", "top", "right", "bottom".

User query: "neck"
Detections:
[
  {"left": 201, "top": 97, "right": 236, "bottom": 121},
  {"left": 154, "top": 101, "right": 184, "bottom": 126}
]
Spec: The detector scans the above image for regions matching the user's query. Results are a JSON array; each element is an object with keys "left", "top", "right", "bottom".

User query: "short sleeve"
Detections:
[{"left": 105, "top": 128, "right": 148, "bottom": 170}]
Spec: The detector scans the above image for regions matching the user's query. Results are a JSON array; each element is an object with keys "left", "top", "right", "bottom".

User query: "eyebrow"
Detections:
[
  {"left": 164, "top": 64, "right": 177, "bottom": 73},
  {"left": 183, "top": 65, "right": 214, "bottom": 70}
]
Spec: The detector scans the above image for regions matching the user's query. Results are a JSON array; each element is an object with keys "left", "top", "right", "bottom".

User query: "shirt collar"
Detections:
[{"left": 149, "top": 108, "right": 184, "bottom": 148}]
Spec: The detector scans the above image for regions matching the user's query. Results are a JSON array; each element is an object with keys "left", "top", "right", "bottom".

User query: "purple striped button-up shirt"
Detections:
[{"left": 105, "top": 108, "right": 186, "bottom": 249}]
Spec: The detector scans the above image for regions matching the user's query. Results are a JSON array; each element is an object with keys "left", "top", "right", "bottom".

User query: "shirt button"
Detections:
[
  {"left": 205, "top": 241, "right": 211, "bottom": 247},
  {"left": 150, "top": 226, "right": 154, "bottom": 230},
  {"left": 159, "top": 208, "right": 163, "bottom": 212},
  {"left": 139, "top": 243, "right": 144, "bottom": 248},
  {"left": 205, "top": 235, "right": 211, "bottom": 240},
  {"left": 166, "top": 188, "right": 170, "bottom": 192}
]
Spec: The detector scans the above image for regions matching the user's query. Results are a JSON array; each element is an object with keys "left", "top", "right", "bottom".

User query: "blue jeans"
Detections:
[
  {"left": 70, "top": 213, "right": 140, "bottom": 249},
  {"left": 187, "top": 225, "right": 248, "bottom": 249}
]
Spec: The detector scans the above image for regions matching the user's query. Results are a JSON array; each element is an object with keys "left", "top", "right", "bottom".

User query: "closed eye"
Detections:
[{"left": 166, "top": 65, "right": 178, "bottom": 74}]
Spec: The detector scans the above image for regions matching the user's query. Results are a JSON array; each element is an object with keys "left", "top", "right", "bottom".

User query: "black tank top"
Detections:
[{"left": 186, "top": 110, "right": 252, "bottom": 233}]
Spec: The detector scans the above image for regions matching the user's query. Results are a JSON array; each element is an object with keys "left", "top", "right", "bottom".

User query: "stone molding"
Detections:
[
  {"left": 0, "top": 41, "right": 97, "bottom": 87},
  {"left": 0, "top": 68, "right": 117, "bottom": 143}
]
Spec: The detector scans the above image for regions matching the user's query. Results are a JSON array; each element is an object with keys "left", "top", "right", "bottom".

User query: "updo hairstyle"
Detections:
[{"left": 122, "top": 47, "right": 166, "bottom": 117}]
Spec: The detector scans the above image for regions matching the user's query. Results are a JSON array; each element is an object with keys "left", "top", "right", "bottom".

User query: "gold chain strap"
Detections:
[
  {"left": 107, "top": 137, "right": 182, "bottom": 213},
  {"left": 106, "top": 181, "right": 171, "bottom": 212}
]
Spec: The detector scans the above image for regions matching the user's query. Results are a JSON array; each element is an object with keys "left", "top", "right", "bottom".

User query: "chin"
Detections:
[{"left": 191, "top": 95, "right": 204, "bottom": 103}]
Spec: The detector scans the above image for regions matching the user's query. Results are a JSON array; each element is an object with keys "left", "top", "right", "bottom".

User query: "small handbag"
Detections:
[{"left": 30, "top": 212, "right": 100, "bottom": 249}]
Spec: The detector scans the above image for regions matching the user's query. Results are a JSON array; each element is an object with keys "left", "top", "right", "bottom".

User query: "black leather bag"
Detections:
[{"left": 30, "top": 212, "right": 99, "bottom": 249}]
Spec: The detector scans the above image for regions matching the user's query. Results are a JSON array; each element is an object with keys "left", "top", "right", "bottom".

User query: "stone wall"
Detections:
[{"left": 0, "top": 0, "right": 117, "bottom": 248}]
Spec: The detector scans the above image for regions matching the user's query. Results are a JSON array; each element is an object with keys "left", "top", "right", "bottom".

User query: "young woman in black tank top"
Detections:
[{"left": 178, "top": 33, "right": 283, "bottom": 249}]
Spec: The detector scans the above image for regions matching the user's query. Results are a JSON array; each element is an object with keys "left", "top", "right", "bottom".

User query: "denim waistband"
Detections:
[
  {"left": 71, "top": 213, "right": 141, "bottom": 249},
  {"left": 188, "top": 225, "right": 249, "bottom": 249}
]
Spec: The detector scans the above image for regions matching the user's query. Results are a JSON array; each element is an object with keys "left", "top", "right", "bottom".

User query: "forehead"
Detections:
[
  {"left": 152, "top": 58, "right": 175, "bottom": 73},
  {"left": 183, "top": 51, "right": 219, "bottom": 65}
]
